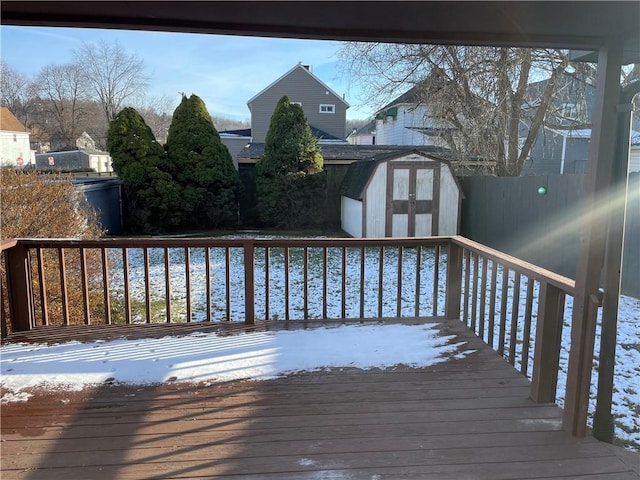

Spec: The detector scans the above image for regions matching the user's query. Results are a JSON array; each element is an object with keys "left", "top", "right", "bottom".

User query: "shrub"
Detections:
[
  {"left": 107, "top": 107, "right": 182, "bottom": 233},
  {"left": 165, "top": 94, "right": 239, "bottom": 230},
  {"left": 1, "top": 168, "right": 105, "bottom": 330},
  {"left": 256, "top": 96, "right": 326, "bottom": 228}
]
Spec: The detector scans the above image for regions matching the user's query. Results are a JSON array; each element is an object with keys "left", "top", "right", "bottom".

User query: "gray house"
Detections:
[{"left": 247, "top": 63, "right": 350, "bottom": 142}]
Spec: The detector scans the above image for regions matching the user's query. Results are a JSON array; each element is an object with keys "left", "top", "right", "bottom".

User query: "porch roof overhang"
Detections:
[{"left": 1, "top": 1, "right": 639, "bottom": 62}]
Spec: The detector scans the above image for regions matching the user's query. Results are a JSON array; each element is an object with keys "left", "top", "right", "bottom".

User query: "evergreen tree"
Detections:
[
  {"left": 165, "top": 94, "right": 239, "bottom": 229},
  {"left": 256, "top": 96, "right": 326, "bottom": 228},
  {"left": 107, "top": 107, "right": 181, "bottom": 233}
]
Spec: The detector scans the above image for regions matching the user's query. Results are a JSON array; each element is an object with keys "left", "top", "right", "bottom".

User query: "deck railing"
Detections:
[{"left": 2, "top": 235, "right": 589, "bottom": 433}]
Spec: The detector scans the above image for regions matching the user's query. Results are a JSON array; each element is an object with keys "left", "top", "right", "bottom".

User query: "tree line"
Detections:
[{"left": 1, "top": 41, "right": 248, "bottom": 153}]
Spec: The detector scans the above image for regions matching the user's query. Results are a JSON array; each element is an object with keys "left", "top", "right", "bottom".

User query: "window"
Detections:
[
  {"left": 319, "top": 104, "right": 335, "bottom": 114},
  {"left": 291, "top": 101, "right": 302, "bottom": 106},
  {"left": 13, "top": 134, "right": 17, "bottom": 142}
]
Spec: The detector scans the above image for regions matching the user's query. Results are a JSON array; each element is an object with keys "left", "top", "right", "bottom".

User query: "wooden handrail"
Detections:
[
  {"left": 0, "top": 235, "right": 589, "bottom": 438},
  {"left": 450, "top": 236, "right": 575, "bottom": 294}
]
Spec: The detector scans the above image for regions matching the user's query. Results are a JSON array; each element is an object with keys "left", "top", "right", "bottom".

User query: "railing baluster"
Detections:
[
  {"left": 37, "top": 248, "right": 49, "bottom": 326},
  {"left": 285, "top": 247, "right": 290, "bottom": 321},
  {"left": 487, "top": 260, "right": 498, "bottom": 348},
  {"left": 378, "top": 246, "right": 384, "bottom": 318},
  {"left": 415, "top": 245, "right": 422, "bottom": 318},
  {"left": 360, "top": 246, "right": 365, "bottom": 319},
  {"left": 479, "top": 256, "right": 488, "bottom": 340},
  {"left": 322, "top": 247, "right": 328, "bottom": 319},
  {"left": 243, "top": 241, "right": 255, "bottom": 325},
  {"left": 225, "top": 247, "right": 231, "bottom": 321},
  {"left": 164, "top": 247, "right": 171, "bottom": 323},
  {"left": 521, "top": 277, "right": 535, "bottom": 376},
  {"left": 265, "top": 247, "right": 270, "bottom": 321},
  {"left": 471, "top": 252, "right": 479, "bottom": 333},
  {"left": 205, "top": 247, "right": 212, "bottom": 322},
  {"left": 303, "top": 246, "right": 309, "bottom": 320},
  {"left": 396, "top": 246, "right": 403, "bottom": 317},
  {"left": 102, "top": 248, "right": 111, "bottom": 324},
  {"left": 58, "top": 248, "right": 69, "bottom": 325},
  {"left": 144, "top": 248, "right": 151, "bottom": 323},
  {"left": 498, "top": 266, "right": 509, "bottom": 356},
  {"left": 185, "top": 247, "right": 192, "bottom": 322},
  {"left": 79, "top": 248, "right": 90, "bottom": 325},
  {"left": 508, "top": 272, "right": 521, "bottom": 366},
  {"left": 432, "top": 245, "right": 440, "bottom": 316},
  {"left": 122, "top": 248, "right": 131, "bottom": 324},
  {"left": 463, "top": 249, "right": 471, "bottom": 326},
  {"left": 341, "top": 246, "right": 346, "bottom": 319}
]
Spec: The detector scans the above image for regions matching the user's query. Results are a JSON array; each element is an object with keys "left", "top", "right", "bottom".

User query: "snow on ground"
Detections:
[{"left": 0, "top": 323, "right": 467, "bottom": 398}]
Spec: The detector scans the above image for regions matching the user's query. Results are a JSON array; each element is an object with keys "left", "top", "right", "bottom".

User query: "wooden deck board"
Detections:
[{"left": 1, "top": 320, "right": 638, "bottom": 479}]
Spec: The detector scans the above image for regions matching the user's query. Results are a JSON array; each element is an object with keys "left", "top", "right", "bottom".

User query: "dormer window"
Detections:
[{"left": 319, "top": 104, "right": 335, "bottom": 114}]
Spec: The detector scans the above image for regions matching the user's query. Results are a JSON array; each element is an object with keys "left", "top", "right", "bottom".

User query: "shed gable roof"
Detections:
[
  {"left": 246, "top": 63, "right": 350, "bottom": 107},
  {"left": 0, "top": 107, "right": 27, "bottom": 132},
  {"left": 341, "top": 149, "right": 452, "bottom": 200}
]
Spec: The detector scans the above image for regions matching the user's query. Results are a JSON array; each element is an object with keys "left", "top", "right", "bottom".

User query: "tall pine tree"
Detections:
[
  {"left": 256, "top": 96, "right": 326, "bottom": 228},
  {"left": 107, "top": 107, "right": 181, "bottom": 233},
  {"left": 165, "top": 94, "right": 239, "bottom": 229}
]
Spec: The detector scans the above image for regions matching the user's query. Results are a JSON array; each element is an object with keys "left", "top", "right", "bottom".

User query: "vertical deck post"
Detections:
[
  {"left": 564, "top": 37, "right": 623, "bottom": 437},
  {"left": 244, "top": 241, "right": 255, "bottom": 325},
  {"left": 530, "top": 282, "right": 565, "bottom": 403},
  {"left": 445, "top": 239, "right": 463, "bottom": 320},
  {"left": 4, "top": 243, "right": 33, "bottom": 332}
]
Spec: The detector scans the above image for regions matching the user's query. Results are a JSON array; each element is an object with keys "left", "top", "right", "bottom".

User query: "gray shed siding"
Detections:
[{"left": 248, "top": 67, "right": 347, "bottom": 142}]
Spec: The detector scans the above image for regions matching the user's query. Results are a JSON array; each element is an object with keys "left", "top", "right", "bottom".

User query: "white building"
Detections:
[{"left": 0, "top": 107, "right": 35, "bottom": 167}]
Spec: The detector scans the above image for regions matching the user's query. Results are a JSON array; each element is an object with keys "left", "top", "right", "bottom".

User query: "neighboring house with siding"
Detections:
[
  {"left": 247, "top": 62, "right": 350, "bottom": 143},
  {"left": 347, "top": 120, "right": 377, "bottom": 145},
  {"left": 373, "top": 85, "right": 454, "bottom": 147},
  {"left": 0, "top": 107, "right": 36, "bottom": 167}
]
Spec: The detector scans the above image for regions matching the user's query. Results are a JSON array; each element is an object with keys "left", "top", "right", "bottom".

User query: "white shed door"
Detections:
[{"left": 386, "top": 163, "right": 439, "bottom": 237}]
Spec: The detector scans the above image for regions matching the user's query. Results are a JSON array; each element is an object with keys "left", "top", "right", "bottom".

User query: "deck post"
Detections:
[
  {"left": 530, "top": 282, "right": 564, "bottom": 403},
  {"left": 4, "top": 243, "right": 34, "bottom": 332},
  {"left": 563, "top": 37, "right": 623, "bottom": 437},
  {"left": 243, "top": 241, "right": 255, "bottom": 325},
  {"left": 445, "top": 239, "right": 463, "bottom": 320}
]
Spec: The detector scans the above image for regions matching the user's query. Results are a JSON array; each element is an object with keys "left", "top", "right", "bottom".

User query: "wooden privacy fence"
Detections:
[{"left": 2, "top": 235, "right": 593, "bottom": 434}]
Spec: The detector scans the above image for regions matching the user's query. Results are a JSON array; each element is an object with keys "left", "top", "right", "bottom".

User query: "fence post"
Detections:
[
  {"left": 445, "top": 240, "right": 463, "bottom": 320},
  {"left": 244, "top": 241, "right": 255, "bottom": 325},
  {"left": 4, "top": 243, "right": 33, "bottom": 332},
  {"left": 530, "top": 282, "right": 565, "bottom": 403}
]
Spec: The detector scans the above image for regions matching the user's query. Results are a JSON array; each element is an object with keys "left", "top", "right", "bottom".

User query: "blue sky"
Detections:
[{"left": 1, "top": 26, "right": 374, "bottom": 121}]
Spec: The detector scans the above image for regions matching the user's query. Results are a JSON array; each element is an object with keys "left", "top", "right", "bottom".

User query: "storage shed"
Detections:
[{"left": 340, "top": 149, "right": 462, "bottom": 238}]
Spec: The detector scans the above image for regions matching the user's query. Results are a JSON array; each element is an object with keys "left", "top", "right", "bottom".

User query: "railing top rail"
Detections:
[
  {"left": 0, "top": 239, "right": 18, "bottom": 252},
  {"left": 451, "top": 236, "right": 575, "bottom": 295},
  {"left": 8, "top": 236, "right": 454, "bottom": 249}
]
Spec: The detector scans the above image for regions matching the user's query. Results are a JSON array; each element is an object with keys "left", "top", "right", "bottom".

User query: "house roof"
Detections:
[
  {"left": 340, "top": 149, "right": 459, "bottom": 200},
  {"left": 351, "top": 120, "right": 377, "bottom": 136},
  {"left": 0, "top": 107, "right": 27, "bottom": 132},
  {"left": 219, "top": 128, "right": 252, "bottom": 137},
  {"left": 238, "top": 143, "right": 454, "bottom": 162},
  {"left": 246, "top": 63, "right": 350, "bottom": 108}
]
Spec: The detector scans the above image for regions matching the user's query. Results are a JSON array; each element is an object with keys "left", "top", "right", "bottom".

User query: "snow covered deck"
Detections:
[{"left": 1, "top": 319, "right": 638, "bottom": 479}]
